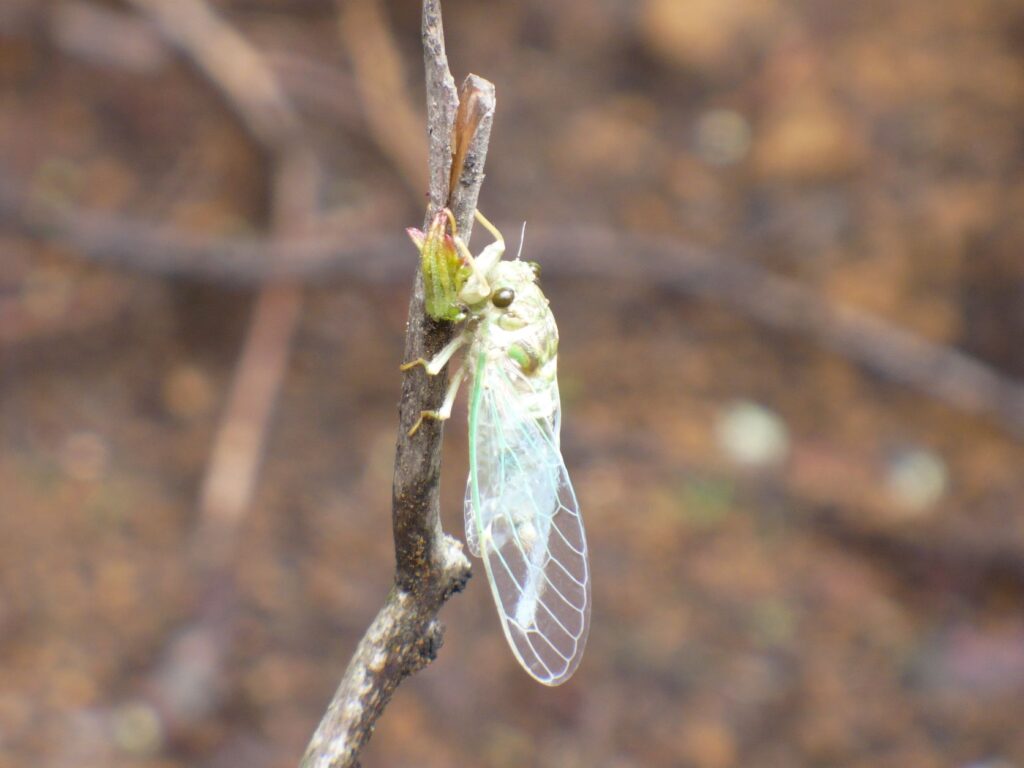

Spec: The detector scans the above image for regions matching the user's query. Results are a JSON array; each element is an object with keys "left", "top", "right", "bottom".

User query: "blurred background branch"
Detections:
[
  {"left": 338, "top": 0, "right": 427, "bottom": 197},
  {"left": 117, "top": 0, "right": 319, "bottom": 736},
  {"left": 5, "top": 173, "right": 1024, "bottom": 441},
  {"left": 123, "top": 0, "right": 302, "bottom": 149}
]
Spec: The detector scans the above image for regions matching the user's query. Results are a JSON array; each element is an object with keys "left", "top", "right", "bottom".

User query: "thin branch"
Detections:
[
  {"left": 124, "top": 0, "right": 300, "bottom": 148},
  {"left": 50, "top": 0, "right": 170, "bottom": 74},
  {"left": 0, "top": 175, "right": 390, "bottom": 281},
  {"left": 299, "top": 3, "right": 494, "bottom": 766},
  {"left": 192, "top": 151, "right": 315, "bottom": 573},
  {"left": 46, "top": 4, "right": 366, "bottom": 133},
  {"left": 338, "top": 0, "right": 426, "bottom": 197},
  {"left": 45, "top": 1, "right": 407, "bottom": 203},
  {"left": 810, "top": 506, "right": 1024, "bottom": 597},
  {"left": 392, "top": 72, "right": 495, "bottom": 588}
]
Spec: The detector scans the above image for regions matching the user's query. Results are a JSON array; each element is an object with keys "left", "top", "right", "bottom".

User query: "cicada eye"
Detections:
[
  {"left": 527, "top": 261, "right": 541, "bottom": 281},
  {"left": 492, "top": 287, "right": 515, "bottom": 308}
]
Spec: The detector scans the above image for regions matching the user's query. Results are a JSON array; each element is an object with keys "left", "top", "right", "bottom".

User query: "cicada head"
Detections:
[{"left": 408, "top": 208, "right": 471, "bottom": 322}]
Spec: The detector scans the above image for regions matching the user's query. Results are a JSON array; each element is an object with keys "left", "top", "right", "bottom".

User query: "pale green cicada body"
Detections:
[{"left": 402, "top": 210, "right": 590, "bottom": 685}]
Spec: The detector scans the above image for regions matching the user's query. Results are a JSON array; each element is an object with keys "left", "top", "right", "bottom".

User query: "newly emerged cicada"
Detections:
[{"left": 403, "top": 210, "right": 590, "bottom": 685}]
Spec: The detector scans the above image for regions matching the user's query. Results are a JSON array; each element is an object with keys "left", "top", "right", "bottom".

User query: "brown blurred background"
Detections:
[{"left": 3, "top": 1, "right": 1024, "bottom": 766}]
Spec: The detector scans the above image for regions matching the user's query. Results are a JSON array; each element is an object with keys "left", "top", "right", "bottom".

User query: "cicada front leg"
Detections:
[
  {"left": 471, "top": 210, "right": 506, "bottom": 274},
  {"left": 457, "top": 210, "right": 505, "bottom": 306},
  {"left": 406, "top": 363, "right": 467, "bottom": 437},
  {"left": 401, "top": 331, "right": 470, "bottom": 436},
  {"left": 400, "top": 331, "right": 468, "bottom": 375}
]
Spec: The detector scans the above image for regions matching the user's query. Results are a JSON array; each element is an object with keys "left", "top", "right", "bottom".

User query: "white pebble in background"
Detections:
[
  {"left": 885, "top": 448, "right": 948, "bottom": 516},
  {"left": 715, "top": 400, "right": 790, "bottom": 470}
]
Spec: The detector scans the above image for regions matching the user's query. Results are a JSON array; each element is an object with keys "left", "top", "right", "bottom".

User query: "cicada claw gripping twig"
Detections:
[
  {"left": 406, "top": 364, "right": 466, "bottom": 436},
  {"left": 400, "top": 331, "right": 468, "bottom": 376}
]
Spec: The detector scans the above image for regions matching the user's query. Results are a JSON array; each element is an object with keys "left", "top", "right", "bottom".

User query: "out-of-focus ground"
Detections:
[{"left": 2, "top": 1, "right": 1024, "bottom": 766}]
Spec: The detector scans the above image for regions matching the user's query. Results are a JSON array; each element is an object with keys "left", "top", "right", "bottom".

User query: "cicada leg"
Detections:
[
  {"left": 400, "top": 332, "right": 468, "bottom": 375},
  {"left": 456, "top": 210, "right": 505, "bottom": 306},
  {"left": 407, "top": 363, "right": 467, "bottom": 436},
  {"left": 471, "top": 210, "right": 505, "bottom": 275}
]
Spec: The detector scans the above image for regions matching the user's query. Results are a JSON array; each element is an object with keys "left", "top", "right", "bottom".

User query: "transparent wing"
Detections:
[
  {"left": 466, "top": 357, "right": 590, "bottom": 685},
  {"left": 463, "top": 477, "right": 481, "bottom": 558}
]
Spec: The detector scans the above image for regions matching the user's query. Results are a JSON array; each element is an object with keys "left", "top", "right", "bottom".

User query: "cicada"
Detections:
[{"left": 404, "top": 209, "right": 590, "bottom": 685}]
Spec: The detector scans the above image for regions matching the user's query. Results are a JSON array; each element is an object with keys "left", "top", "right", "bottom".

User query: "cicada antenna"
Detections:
[{"left": 515, "top": 221, "right": 527, "bottom": 261}]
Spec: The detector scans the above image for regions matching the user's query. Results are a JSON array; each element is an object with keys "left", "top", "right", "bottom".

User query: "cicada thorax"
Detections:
[
  {"left": 505, "top": 314, "right": 558, "bottom": 375},
  {"left": 472, "top": 281, "right": 560, "bottom": 421}
]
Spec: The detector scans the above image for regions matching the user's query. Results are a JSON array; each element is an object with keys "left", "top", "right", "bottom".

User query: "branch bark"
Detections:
[{"left": 299, "top": 3, "right": 495, "bottom": 766}]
